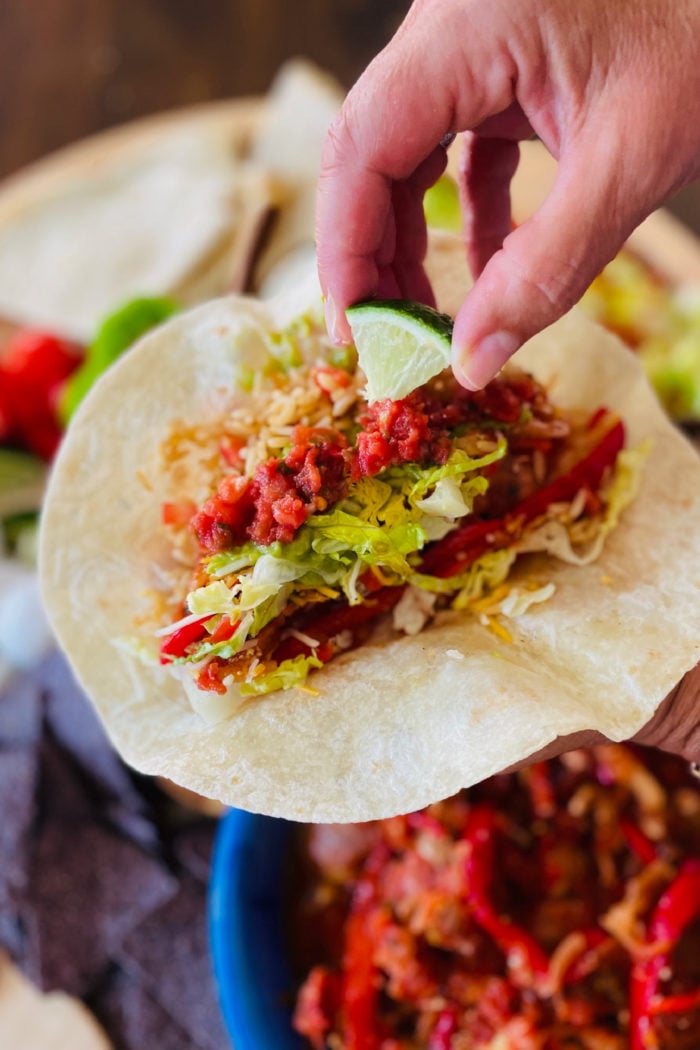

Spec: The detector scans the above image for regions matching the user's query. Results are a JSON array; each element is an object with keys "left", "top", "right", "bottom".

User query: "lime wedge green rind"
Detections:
[{"left": 346, "top": 299, "right": 454, "bottom": 403}]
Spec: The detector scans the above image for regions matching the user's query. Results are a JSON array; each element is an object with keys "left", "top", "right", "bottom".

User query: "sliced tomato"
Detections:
[{"left": 1, "top": 329, "right": 82, "bottom": 459}]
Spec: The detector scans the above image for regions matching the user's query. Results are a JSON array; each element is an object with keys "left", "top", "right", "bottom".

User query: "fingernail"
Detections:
[
  {"left": 454, "top": 331, "right": 520, "bottom": 390},
  {"left": 324, "top": 295, "right": 347, "bottom": 345}
]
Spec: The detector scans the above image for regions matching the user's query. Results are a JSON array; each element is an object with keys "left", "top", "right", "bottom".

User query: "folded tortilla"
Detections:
[
  {"left": 0, "top": 121, "right": 275, "bottom": 341},
  {"left": 40, "top": 244, "right": 700, "bottom": 822}
]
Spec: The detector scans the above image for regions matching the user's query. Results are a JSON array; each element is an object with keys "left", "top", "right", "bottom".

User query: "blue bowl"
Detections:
[{"left": 209, "top": 808, "right": 305, "bottom": 1050}]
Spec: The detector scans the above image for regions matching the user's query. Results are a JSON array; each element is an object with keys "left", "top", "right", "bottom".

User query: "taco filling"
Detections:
[{"left": 154, "top": 314, "right": 641, "bottom": 720}]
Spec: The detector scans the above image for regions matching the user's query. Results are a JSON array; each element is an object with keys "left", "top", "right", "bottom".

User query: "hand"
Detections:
[
  {"left": 316, "top": 0, "right": 700, "bottom": 389},
  {"left": 508, "top": 662, "right": 700, "bottom": 772}
]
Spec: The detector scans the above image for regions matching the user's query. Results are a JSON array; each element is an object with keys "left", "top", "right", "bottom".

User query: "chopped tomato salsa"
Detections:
[
  {"left": 189, "top": 371, "right": 564, "bottom": 553},
  {"left": 290, "top": 746, "right": 700, "bottom": 1049},
  {"left": 191, "top": 424, "right": 349, "bottom": 549}
]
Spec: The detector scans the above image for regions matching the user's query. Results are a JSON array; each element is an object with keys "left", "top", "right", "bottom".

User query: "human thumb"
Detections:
[{"left": 451, "top": 140, "right": 644, "bottom": 390}]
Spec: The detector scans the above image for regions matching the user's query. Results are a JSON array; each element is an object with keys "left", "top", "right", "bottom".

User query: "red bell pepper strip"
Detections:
[
  {"left": 418, "top": 519, "right": 507, "bottom": 577},
  {"left": 510, "top": 415, "right": 624, "bottom": 523},
  {"left": 648, "top": 859, "right": 700, "bottom": 943},
  {"left": 630, "top": 859, "right": 700, "bottom": 1050},
  {"left": 648, "top": 986, "right": 700, "bottom": 1015},
  {"left": 420, "top": 416, "right": 625, "bottom": 578},
  {"left": 462, "top": 805, "right": 550, "bottom": 986},
  {"left": 273, "top": 586, "right": 404, "bottom": 664},
  {"left": 209, "top": 616, "right": 240, "bottom": 644},
  {"left": 620, "top": 819, "right": 658, "bottom": 867},
  {"left": 159, "top": 616, "right": 210, "bottom": 663},
  {"left": 341, "top": 902, "right": 383, "bottom": 1050}
]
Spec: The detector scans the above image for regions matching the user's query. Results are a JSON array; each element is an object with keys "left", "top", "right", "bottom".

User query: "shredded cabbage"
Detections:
[
  {"left": 206, "top": 545, "right": 261, "bottom": 577},
  {"left": 181, "top": 614, "right": 253, "bottom": 664},
  {"left": 187, "top": 579, "right": 239, "bottom": 617},
  {"left": 499, "top": 583, "right": 556, "bottom": 617},
  {"left": 409, "top": 548, "right": 517, "bottom": 604},
  {"left": 239, "top": 653, "right": 324, "bottom": 696},
  {"left": 305, "top": 509, "right": 426, "bottom": 577}
]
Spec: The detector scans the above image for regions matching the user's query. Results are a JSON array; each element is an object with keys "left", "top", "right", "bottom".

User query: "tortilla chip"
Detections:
[
  {"left": 114, "top": 877, "right": 229, "bottom": 1050},
  {"left": 24, "top": 818, "right": 176, "bottom": 996},
  {"left": 91, "top": 970, "right": 193, "bottom": 1050},
  {"left": 0, "top": 674, "right": 42, "bottom": 749},
  {"left": 0, "top": 749, "right": 37, "bottom": 895},
  {"left": 171, "top": 822, "right": 216, "bottom": 884},
  {"left": 0, "top": 951, "right": 112, "bottom": 1050},
  {"left": 40, "top": 246, "right": 700, "bottom": 822}
]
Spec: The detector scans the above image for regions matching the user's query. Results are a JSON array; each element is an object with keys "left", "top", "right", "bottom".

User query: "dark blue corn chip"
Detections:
[
  {"left": 23, "top": 821, "right": 176, "bottom": 997},
  {"left": 0, "top": 747, "right": 38, "bottom": 894},
  {"left": 39, "top": 651, "right": 143, "bottom": 802},
  {"left": 90, "top": 969, "right": 195, "bottom": 1050},
  {"left": 115, "top": 877, "right": 229, "bottom": 1050},
  {"left": 0, "top": 879, "right": 24, "bottom": 960},
  {"left": 0, "top": 672, "right": 42, "bottom": 747},
  {"left": 37, "top": 653, "right": 160, "bottom": 851},
  {"left": 172, "top": 821, "right": 217, "bottom": 883},
  {"left": 37, "top": 736, "right": 96, "bottom": 824}
]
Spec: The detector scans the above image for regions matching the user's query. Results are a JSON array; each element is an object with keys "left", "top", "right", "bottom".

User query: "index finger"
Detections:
[{"left": 315, "top": 1, "right": 513, "bottom": 339}]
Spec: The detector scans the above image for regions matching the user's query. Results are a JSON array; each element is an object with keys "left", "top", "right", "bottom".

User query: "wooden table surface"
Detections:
[
  {"left": 0, "top": 0, "right": 408, "bottom": 178},
  {"left": 0, "top": 0, "right": 699, "bottom": 235}
]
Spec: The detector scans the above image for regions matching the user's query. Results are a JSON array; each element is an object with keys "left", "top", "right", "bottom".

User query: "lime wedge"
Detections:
[
  {"left": 424, "top": 174, "right": 462, "bottom": 233},
  {"left": 346, "top": 299, "right": 454, "bottom": 403}
]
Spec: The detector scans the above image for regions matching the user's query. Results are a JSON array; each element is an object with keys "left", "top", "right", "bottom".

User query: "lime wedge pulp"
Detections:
[
  {"left": 346, "top": 299, "right": 454, "bottom": 403},
  {"left": 424, "top": 174, "right": 462, "bottom": 233}
]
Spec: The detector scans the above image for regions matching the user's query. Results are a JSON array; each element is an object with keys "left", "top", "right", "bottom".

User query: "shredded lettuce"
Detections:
[
  {"left": 305, "top": 509, "right": 426, "bottom": 577},
  {"left": 415, "top": 476, "right": 485, "bottom": 518},
  {"left": 206, "top": 544, "right": 261, "bottom": 577},
  {"left": 237, "top": 554, "right": 312, "bottom": 608},
  {"left": 410, "top": 548, "right": 517, "bottom": 607},
  {"left": 239, "top": 653, "right": 324, "bottom": 696},
  {"left": 183, "top": 614, "right": 253, "bottom": 663},
  {"left": 600, "top": 442, "right": 650, "bottom": 533},
  {"left": 404, "top": 441, "right": 506, "bottom": 501},
  {"left": 187, "top": 580, "right": 238, "bottom": 618},
  {"left": 249, "top": 588, "right": 295, "bottom": 636},
  {"left": 499, "top": 583, "right": 556, "bottom": 617},
  {"left": 264, "top": 309, "right": 328, "bottom": 372}
]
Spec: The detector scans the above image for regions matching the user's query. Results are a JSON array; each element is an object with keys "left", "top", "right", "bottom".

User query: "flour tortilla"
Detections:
[
  {"left": 0, "top": 115, "right": 275, "bottom": 341},
  {"left": 39, "top": 249, "right": 700, "bottom": 822},
  {"left": 0, "top": 60, "right": 343, "bottom": 342}
]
